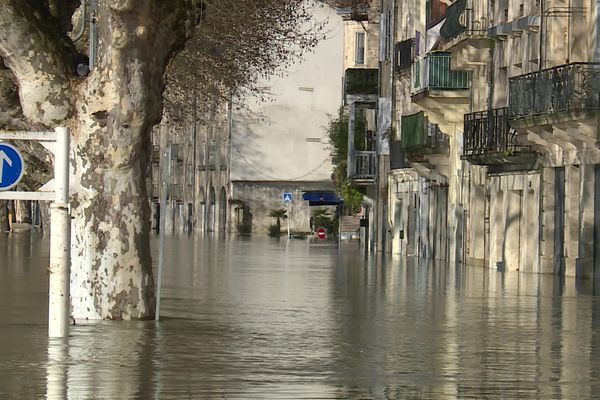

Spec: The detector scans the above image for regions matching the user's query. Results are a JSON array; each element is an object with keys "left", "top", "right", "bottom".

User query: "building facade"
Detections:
[
  {"left": 149, "top": 99, "right": 231, "bottom": 235},
  {"left": 341, "top": 0, "right": 600, "bottom": 278},
  {"left": 229, "top": 3, "right": 344, "bottom": 235}
]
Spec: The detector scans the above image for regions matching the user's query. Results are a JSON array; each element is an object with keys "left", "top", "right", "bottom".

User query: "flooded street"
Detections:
[{"left": 2, "top": 233, "right": 600, "bottom": 399}]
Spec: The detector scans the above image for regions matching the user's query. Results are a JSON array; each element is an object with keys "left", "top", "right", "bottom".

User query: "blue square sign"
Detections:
[
  {"left": 282, "top": 192, "right": 293, "bottom": 203},
  {"left": 0, "top": 143, "right": 24, "bottom": 191}
]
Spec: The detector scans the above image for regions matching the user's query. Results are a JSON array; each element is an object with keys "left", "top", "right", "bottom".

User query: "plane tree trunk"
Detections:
[{"left": 0, "top": 0, "right": 198, "bottom": 319}]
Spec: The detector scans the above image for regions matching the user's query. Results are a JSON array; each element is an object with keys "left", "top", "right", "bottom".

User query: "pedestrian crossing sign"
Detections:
[{"left": 282, "top": 192, "right": 293, "bottom": 203}]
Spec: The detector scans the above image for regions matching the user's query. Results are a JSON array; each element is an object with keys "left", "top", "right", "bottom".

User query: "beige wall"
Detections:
[{"left": 231, "top": 4, "right": 343, "bottom": 183}]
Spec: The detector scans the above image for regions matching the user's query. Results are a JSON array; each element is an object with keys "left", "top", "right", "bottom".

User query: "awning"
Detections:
[{"left": 302, "top": 191, "right": 343, "bottom": 206}]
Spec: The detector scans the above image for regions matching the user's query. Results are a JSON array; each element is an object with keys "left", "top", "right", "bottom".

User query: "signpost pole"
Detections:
[
  {"left": 287, "top": 201, "right": 291, "bottom": 238},
  {"left": 155, "top": 145, "right": 172, "bottom": 322},
  {"left": 48, "top": 127, "right": 70, "bottom": 338}
]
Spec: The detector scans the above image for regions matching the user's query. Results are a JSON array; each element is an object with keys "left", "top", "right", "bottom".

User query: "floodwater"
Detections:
[{"left": 1, "top": 234, "right": 600, "bottom": 399}]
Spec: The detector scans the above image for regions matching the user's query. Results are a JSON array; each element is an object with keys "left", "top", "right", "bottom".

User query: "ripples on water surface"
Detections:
[{"left": 2, "top": 233, "right": 600, "bottom": 399}]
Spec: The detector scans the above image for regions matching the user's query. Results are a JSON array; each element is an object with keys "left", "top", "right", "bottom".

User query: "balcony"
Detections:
[
  {"left": 333, "top": 0, "right": 370, "bottom": 21},
  {"left": 462, "top": 108, "right": 536, "bottom": 167},
  {"left": 509, "top": 63, "right": 600, "bottom": 127},
  {"left": 489, "top": 16, "right": 540, "bottom": 38},
  {"left": 345, "top": 68, "right": 378, "bottom": 105},
  {"left": 411, "top": 52, "right": 472, "bottom": 95},
  {"left": 410, "top": 52, "right": 471, "bottom": 133},
  {"left": 401, "top": 112, "right": 449, "bottom": 163},
  {"left": 440, "top": 0, "right": 488, "bottom": 40},
  {"left": 348, "top": 150, "right": 376, "bottom": 184},
  {"left": 438, "top": 0, "right": 491, "bottom": 67}
]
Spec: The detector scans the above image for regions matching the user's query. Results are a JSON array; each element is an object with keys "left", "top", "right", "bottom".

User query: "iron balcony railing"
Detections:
[
  {"left": 411, "top": 52, "right": 472, "bottom": 94},
  {"left": 463, "top": 108, "right": 533, "bottom": 161},
  {"left": 509, "top": 62, "right": 600, "bottom": 119},
  {"left": 353, "top": 151, "right": 377, "bottom": 180},
  {"left": 440, "top": 0, "right": 488, "bottom": 42}
]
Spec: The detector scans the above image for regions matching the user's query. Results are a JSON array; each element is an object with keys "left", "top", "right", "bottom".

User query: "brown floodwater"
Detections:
[{"left": 1, "top": 232, "right": 600, "bottom": 399}]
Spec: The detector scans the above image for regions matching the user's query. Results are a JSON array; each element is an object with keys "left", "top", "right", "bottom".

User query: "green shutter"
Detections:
[{"left": 401, "top": 112, "right": 425, "bottom": 150}]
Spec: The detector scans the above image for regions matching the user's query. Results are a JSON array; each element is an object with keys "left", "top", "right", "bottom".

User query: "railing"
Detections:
[
  {"left": 509, "top": 63, "right": 600, "bottom": 119},
  {"left": 440, "top": 0, "right": 488, "bottom": 41},
  {"left": 411, "top": 52, "right": 472, "bottom": 94},
  {"left": 353, "top": 151, "right": 377, "bottom": 180},
  {"left": 463, "top": 107, "right": 532, "bottom": 158}
]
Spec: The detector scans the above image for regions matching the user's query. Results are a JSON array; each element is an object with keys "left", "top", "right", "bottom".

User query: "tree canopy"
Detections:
[{"left": 325, "top": 107, "right": 365, "bottom": 214}]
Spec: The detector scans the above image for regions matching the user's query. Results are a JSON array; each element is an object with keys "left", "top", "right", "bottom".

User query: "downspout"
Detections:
[
  {"left": 89, "top": 0, "right": 98, "bottom": 70},
  {"left": 388, "top": 0, "right": 397, "bottom": 240},
  {"left": 192, "top": 90, "right": 197, "bottom": 232},
  {"left": 488, "top": 0, "right": 495, "bottom": 109},
  {"left": 539, "top": 0, "right": 544, "bottom": 70},
  {"left": 373, "top": 0, "right": 384, "bottom": 253},
  {"left": 227, "top": 94, "right": 234, "bottom": 234},
  {"left": 385, "top": 0, "right": 397, "bottom": 255}
]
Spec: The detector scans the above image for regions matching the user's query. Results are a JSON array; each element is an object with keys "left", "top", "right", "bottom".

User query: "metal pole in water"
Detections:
[
  {"left": 48, "top": 127, "right": 70, "bottom": 338},
  {"left": 155, "top": 145, "right": 171, "bottom": 321},
  {"left": 287, "top": 201, "right": 291, "bottom": 238}
]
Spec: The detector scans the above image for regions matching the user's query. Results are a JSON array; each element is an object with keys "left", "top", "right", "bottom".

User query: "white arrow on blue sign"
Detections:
[
  {"left": 282, "top": 192, "right": 293, "bottom": 203},
  {"left": 0, "top": 143, "right": 25, "bottom": 191}
]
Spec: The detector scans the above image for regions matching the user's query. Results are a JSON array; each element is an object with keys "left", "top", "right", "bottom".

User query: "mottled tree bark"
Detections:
[
  {"left": 69, "top": 2, "right": 194, "bottom": 320},
  {"left": 0, "top": 1, "right": 196, "bottom": 319}
]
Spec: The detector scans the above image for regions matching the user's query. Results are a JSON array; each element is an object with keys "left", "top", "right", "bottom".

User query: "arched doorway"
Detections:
[
  {"left": 207, "top": 187, "right": 216, "bottom": 232},
  {"left": 219, "top": 187, "right": 227, "bottom": 233}
]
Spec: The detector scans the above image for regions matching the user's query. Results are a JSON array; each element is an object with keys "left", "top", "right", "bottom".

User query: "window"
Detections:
[
  {"left": 379, "top": 10, "right": 392, "bottom": 61},
  {"left": 355, "top": 32, "right": 365, "bottom": 65}
]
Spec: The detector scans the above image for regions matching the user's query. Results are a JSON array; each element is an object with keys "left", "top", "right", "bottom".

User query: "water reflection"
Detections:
[{"left": 2, "top": 233, "right": 600, "bottom": 398}]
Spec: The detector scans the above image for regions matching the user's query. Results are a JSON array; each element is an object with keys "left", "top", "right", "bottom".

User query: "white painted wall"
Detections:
[{"left": 231, "top": 4, "right": 343, "bottom": 182}]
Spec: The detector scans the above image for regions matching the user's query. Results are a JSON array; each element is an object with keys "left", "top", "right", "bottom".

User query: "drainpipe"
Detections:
[
  {"left": 539, "top": 0, "right": 544, "bottom": 70},
  {"left": 192, "top": 90, "right": 197, "bottom": 232},
  {"left": 89, "top": 0, "right": 98, "bottom": 70},
  {"left": 227, "top": 94, "right": 234, "bottom": 234}
]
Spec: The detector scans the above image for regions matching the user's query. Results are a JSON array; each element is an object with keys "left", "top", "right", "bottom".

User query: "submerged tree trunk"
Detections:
[
  {"left": 68, "top": 3, "right": 188, "bottom": 320},
  {"left": 0, "top": 0, "right": 195, "bottom": 320}
]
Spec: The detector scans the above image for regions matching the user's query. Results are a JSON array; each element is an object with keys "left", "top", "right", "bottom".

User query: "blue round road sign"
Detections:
[{"left": 0, "top": 143, "right": 25, "bottom": 191}]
